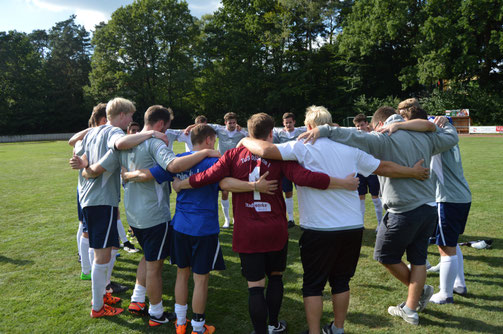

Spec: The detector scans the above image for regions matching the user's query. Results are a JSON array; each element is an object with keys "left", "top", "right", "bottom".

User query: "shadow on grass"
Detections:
[
  {"left": 347, "top": 312, "right": 392, "bottom": 328},
  {"left": 423, "top": 308, "right": 503, "bottom": 333},
  {"left": 358, "top": 283, "right": 394, "bottom": 292},
  {"left": 0, "top": 255, "right": 34, "bottom": 265}
]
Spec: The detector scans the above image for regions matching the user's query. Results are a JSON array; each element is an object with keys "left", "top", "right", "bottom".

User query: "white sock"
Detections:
[
  {"left": 175, "top": 303, "right": 188, "bottom": 324},
  {"left": 131, "top": 283, "right": 146, "bottom": 303},
  {"left": 439, "top": 255, "right": 458, "bottom": 296},
  {"left": 91, "top": 262, "right": 108, "bottom": 311},
  {"left": 454, "top": 245, "right": 466, "bottom": 288},
  {"left": 89, "top": 248, "right": 95, "bottom": 267},
  {"left": 149, "top": 301, "right": 164, "bottom": 318},
  {"left": 106, "top": 249, "right": 118, "bottom": 286},
  {"left": 192, "top": 319, "right": 205, "bottom": 333},
  {"left": 221, "top": 199, "right": 230, "bottom": 222},
  {"left": 77, "top": 223, "right": 83, "bottom": 256},
  {"left": 285, "top": 197, "right": 294, "bottom": 221},
  {"left": 80, "top": 236, "right": 91, "bottom": 274},
  {"left": 117, "top": 219, "right": 128, "bottom": 243},
  {"left": 372, "top": 198, "right": 383, "bottom": 225}
]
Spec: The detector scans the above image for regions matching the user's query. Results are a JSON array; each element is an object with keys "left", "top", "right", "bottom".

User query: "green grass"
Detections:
[{"left": 0, "top": 137, "right": 502, "bottom": 333}]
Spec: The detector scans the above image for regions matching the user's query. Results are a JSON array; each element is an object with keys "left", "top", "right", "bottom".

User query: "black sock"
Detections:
[
  {"left": 192, "top": 312, "right": 205, "bottom": 322},
  {"left": 249, "top": 286, "right": 267, "bottom": 334},
  {"left": 266, "top": 275, "right": 284, "bottom": 327}
]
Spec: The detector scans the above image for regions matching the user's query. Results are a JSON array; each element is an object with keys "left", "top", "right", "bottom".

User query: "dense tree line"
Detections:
[{"left": 1, "top": 0, "right": 502, "bottom": 135}]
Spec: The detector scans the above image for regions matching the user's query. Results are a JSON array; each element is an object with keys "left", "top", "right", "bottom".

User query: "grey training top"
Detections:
[
  {"left": 75, "top": 124, "right": 125, "bottom": 208},
  {"left": 99, "top": 138, "right": 176, "bottom": 229},
  {"left": 431, "top": 145, "right": 471, "bottom": 203},
  {"left": 273, "top": 127, "right": 307, "bottom": 144},
  {"left": 317, "top": 114, "right": 459, "bottom": 213},
  {"left": 208, "top": 124, "right": 248, "bottom": 154}
]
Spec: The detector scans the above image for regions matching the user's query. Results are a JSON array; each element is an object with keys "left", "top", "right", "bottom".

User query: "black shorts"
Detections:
[
  {"left": 171, "top": 230, "right": 226, "bottom": 274},
  {"left": 132, "top": 222, "right": 171, "bottom": 262},
  {"left": 300, "top": 228, "right": 363, "bottom": 297},
  {"left": 83, "top": 205, "right": 119, "bottom": 249},
  {"left": 239, "top": 242, "right": 288, "bottom": 282},
  {"left": 282, "top": 176, "right": 293, "bottom": 193},
  {"left": 357, "top": 174, "right": 380, "bottom": 196},
  {"left": 374, "top": 204, "right": 437, "bottom": 265}
]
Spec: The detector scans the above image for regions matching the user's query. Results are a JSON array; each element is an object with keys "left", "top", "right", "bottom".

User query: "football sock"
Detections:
[
  {"left": 249, "top": 287, "right": 267, "bottom": 334},
  {"left": 117, "top": 219, "right": 128, "bottom": 243},
  {"left": 91, "top": 262, "right": 108, "bottom": 311},
  {"left": 89, "top": 247, "right": 95, "bottom": 267},
  {"left": 285, "top": 197, "right": 294, "bottom": 221},
  {"left": 439, "top": 255, "right": 458, "bottom": 296},
  {"left": 106, "top": 249, "right": 118, "bottom": 286},
  {"left": 175, "top": 303, "right": 188, "bottom": 325},
  {"left": 77, "top": 223, "right": 84, "bottom": 256},
  {"left": 331, "top": 323, "right": 344, "bottom": 334},
  {"left": 149, "top": 301, "right": 163, "bottom": 318},
  {"left": 80, "top": 236, "right": 91, "bottom": 274},
  {"left": 266, "top": 275, "right": 283, "bottom": 327},
  {"left": 221, "top": 199, "right": 231, "bottom": 222},
  {"left": 372, "top": 198, "right": 383, "bottom": 225},
  {"left": 131, "top": 283, "right": 146, "bottom": 303},
  {"left": 192, "top": 313, "right": 205, "bottom": 333},
  {"left": 454, "top": 245, "right": 466, "bottom": 288},
  {"left": 359, "top": 200, "right": 366, "bottom": 222}
]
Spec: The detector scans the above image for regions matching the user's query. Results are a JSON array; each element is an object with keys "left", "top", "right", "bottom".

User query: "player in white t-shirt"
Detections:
[{"left": 239, "top": 106, "right": 429, "bottom": 334}]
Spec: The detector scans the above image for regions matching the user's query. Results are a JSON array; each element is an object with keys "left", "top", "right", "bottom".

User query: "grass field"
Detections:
[{"left": 0, "top": 137, "right": 502, "bottom": 333}]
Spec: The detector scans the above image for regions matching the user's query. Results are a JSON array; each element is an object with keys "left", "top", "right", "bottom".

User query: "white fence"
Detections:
[
  {"left": 0, "top": 133, "right": 74, "bottom": 143},
  {"left": 469, "top": 126, "right": 503, "bottom": 134}
]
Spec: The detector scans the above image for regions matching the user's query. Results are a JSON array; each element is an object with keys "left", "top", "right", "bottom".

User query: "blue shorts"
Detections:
[
  {"left": 282, "top": 176, "right": 293, "bottom": 193},
  {"left": 374, "top": 204, "right": 437, "bottom": 265},
  {"left": 357, "top": 174, "right": 380, "bottom": 196},
  {"left": 171, "top": 230, "right": 226, "bottom": 274},
  {"left": 435, "top": 202, "right": 471, "bottom": 247},
  {"left": 83, "top": 206, "right": 119, "bottom": 249},
  {"left": 132, "top": 222, "right": 171, "bottom": 262}
]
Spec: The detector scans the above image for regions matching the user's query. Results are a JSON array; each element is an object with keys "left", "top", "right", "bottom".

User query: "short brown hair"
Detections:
[
  {"left": 195, "top": 115, "right": 207, "bottom": 124},
  {"left": 397, "top": 98, "right": 421, "bottom": 119},
  {"left": 144, "top": 105, "right": 174, "bottom": 126},
  {"left": 191, "top": 124, "right": 217, "bottom": 145},
  {"left": 89, "top": 103, "right": 107, "bottom": 127},
  {"left": 353, "top": 114, "right": 367, "bottom": 125},
  {"left": 247, "top": 113, "right": 275, "bottom": 140},
  {"left": 405, "top": 106, "right": 428, "bottom": 120},
  {"left": 127, "top": 121, "right": 140, "bottom": 132},
  {"left": 282, "top": 112, "right": 295, "bottom": 120},
  {"left": 224, "top": 112, "right": 237, "bottom": 122},
  {"left": 371, "top": 106, "right": 396, "bottom": 125},
  {"left": 106, "top": 97, "right": 135, "bottom": 120}
]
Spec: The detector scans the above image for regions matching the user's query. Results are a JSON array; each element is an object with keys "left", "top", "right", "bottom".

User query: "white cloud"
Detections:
[
  {"left": 27, "top": 0, "right": 67, "bottom": 12},
  {"left": 75, "top": 8, "right": 108, "bottom": 31}
]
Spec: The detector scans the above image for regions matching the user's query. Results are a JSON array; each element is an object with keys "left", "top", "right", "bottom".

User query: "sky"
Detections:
[{"left": 0, "top": 0, "right": 222, "bottom": 33}]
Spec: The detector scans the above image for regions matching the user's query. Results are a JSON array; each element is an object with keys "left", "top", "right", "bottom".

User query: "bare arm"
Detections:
[
  {"left": 68, "top": 128, "right": 91, "bottom": 147},
  {"left": 167, "top": 149, "right": 221, "bottom": 173},
  {"left": 219, "top": 171, "right": 278, "bottom": 194},
  {"left": 328, "top": 174, "right": 360, "bottom": 191},
  {"left": 239, "top": 137, "right": 283, "bottom": 160},
  {"left": 373, "top": 159, "right": 429, "bottom": 180},
  {"left": 172, "top": 177, "right": 192, "bottom": 192},
  {"left": 378, "top": 119, "right": 436, "bottom": 135},
  {"left": 82, "top": 163, "right": 106, "bottom": 179},
  {"left": 184, "top": 124, "right": 197, "bottom": 135},
  {"left": 121, "top": 167, "right": 154, "bottom": 183},
  {"left": 115, "top": 130, "right": 170, "bottom": 150}
]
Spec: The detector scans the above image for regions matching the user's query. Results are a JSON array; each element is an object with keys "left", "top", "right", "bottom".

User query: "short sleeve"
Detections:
[
  {"left": 149, "top": 139, "right": 177, "bottom": 170},
  {"left": 99, "top": 149, "right": 120, "bottom": 171},
  {"left": 149, "top": 165, "right": 173, "bottom": 184},
  {"left": 355, "top": 149, "right": 380, "bottom": 177},
  {"left": 276, "top": 141, "right": 303, "bottom": 161},
  {"left": 107, "top": 127, "right": 125, "bottom": 150}
]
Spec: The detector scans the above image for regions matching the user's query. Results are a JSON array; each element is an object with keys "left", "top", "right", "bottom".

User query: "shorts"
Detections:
[
  {"left": 435, "top": 202, "right": 471, "bottom": 247},
  {"left": 131, "top": 222, "right": 171, "bottom": 262},
  {"left": 300, "top": 228, "right": 363, "bottom": 297},
  {"left": 357, "top": 174, "right": 380, "bottom": 197},
  {"left": 83, "top": 205, "right": 119, "bottom": 249},
  {"left": 374, "top": 204, "right": 437, "bottom": 265},
  {"left": 282, "top": 176, "right": 293, "bottom": 193},
  {"left": 239, "top": 242, "right": 288, "bottom": 282},
  {"left": 171, "top": 230, "right": 226, "bottom": 274}
]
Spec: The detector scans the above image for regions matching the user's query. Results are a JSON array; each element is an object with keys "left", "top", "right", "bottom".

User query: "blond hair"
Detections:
[
  {"left": 304, "top": 105, "right": 333, "bottom": 128},
  {"left": 106, "top": 97, "right": 136, "bottom": 120}
]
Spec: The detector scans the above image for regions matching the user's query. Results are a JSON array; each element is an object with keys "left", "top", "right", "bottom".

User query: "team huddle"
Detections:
[{"left": 69, "top": 97, "right": 471, "bottom": 334}]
